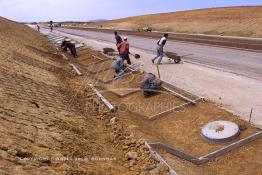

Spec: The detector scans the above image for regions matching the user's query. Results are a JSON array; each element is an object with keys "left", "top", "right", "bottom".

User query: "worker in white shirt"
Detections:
[{"left": 152, "top": 33, "right": 169, "bottom": 64}]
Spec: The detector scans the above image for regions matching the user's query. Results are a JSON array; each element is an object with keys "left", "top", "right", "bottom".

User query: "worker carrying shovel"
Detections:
[
  {"left": 61, "top": 39, "right": 78, "bottom": 58},
  {"left": 112, "top": 56, "right": 127, "bottom": 78},
  {"left": 140, "top": 73, "right": 161, "bottom": 97},
  {"left": 118, "top": 36, "right": 131, "bottom": 65},
  {"left": 152, "top": 33, "right": 168, "bottom": 64}
]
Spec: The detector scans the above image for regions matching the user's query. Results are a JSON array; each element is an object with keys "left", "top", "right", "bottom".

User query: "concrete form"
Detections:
[
  {"left": 149, "top": 130, "right": 262, "bottom": 165},
  {"left": 89, "top": 84, "right": 115, "bottom": 112},
  {"left": 70, "top": 64, "right": 83, "bottom": 76},
  {"left": 145, "top": 142, "right": 177, "bottom": 175}
]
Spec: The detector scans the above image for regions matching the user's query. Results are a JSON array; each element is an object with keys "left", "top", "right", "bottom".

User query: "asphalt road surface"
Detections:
[{"left": 56, "top": 28, "right": 262, "bottom": 81}]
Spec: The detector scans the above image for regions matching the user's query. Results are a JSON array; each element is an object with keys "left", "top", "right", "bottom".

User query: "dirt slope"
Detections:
[
  {"left": 89, "top": 6, "right": 262, "bottom": 37},
  {"left": 0, "top": 17, "right": 165, "bottom": 175}
]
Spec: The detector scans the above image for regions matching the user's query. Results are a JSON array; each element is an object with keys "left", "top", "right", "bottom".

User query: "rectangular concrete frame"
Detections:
[
  {"left": 149, "top": 131, "right": 262, "bottom": 165},
  {"left": 125, "top": 81, "right": 203, "bottom": 121}
]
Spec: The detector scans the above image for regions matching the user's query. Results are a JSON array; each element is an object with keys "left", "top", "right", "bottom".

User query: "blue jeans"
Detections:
[{"left": 152, "top": 46, "right": 164, "bottom": 64}]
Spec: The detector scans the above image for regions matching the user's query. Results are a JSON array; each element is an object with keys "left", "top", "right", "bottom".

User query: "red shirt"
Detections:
[{"left": 118, "top": 41, "right": 129, "bottom": 55}]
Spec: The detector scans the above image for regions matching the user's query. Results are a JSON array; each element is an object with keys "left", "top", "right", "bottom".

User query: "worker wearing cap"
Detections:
[
  {"left": 140, "top": 73, "right": 161, "bottom": 97},
  {"left": 112, "top": 56, "right": 126, "bottom": 78},
  {"left": 152, "top": 33, "right": 169, "bottom": 64},
  {"left": 61, "top": 38, "right": 78, "bottom": 58},
  {"left": 118, "top": 36, "right": 131, "bottom": 65}
]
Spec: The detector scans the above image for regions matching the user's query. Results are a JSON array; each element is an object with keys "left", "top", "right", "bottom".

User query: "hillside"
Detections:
[
  {"left": 89, "top": 6, "right": 262, "bottom": 37},
  {"left": 0, "top": 17, "right": 162, "bottom": 174}
]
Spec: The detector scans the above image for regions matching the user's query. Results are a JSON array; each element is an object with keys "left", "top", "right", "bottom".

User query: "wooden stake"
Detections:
[
  {"left": 249, "top": 107, "right": 253, "bottom": 123},
  {"left": 156, "top": 64, "right": 161, "bottom": 79}
]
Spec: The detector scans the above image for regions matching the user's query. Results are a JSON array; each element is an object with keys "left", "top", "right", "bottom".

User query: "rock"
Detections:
[
  {"left": 149, "top": 167, "right": 160, "bottom": 175},
  {"left": 157, "top": 163, "right": 169, "bottom": 173},
  {"left": 39, "top": 159, "right": 51, "bottom": 165},
  {"left": 0, "top": 145, "right": 8, "bottom": 151},
  {"left": 125, "top": 151, "right": 138, "bottom": 160},
  {"left": 138, "top": 139, "right": 145, "bottom": 145},
  {"left": 110, "top": 117, "right": 118, "bottom": 124},
  {"left": 144, "top": 165, "right": 156, "bottom": 171},
  {"left": 16, "top": 149, "right": 33, "bottom": 158},
  {"left": 122, "top": 145, "right": 129, "bottom": 150},
  {"left": 129, "top": 160, "right": 136, "bottom": 167},
  {"left": 7, "top": 149, "right": 18, "bottom": 156}
]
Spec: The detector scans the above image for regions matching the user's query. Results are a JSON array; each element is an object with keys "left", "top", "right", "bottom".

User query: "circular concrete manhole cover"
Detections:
[{"left": 201, "top": 120, "right": 240, "bottom": 143}]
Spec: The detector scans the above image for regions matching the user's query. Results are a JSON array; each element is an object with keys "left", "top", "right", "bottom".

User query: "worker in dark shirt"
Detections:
[
  {"left": 140, "top": 73, "right": 161, "bottom": 97},
  {"left": 152, "top": 33, "right": 169, "bottom": 64},
  {"left": 61, "top": 39, "right": 78, "bottom": 58},
  {"left": 36, "top": 25, "right": 40, "bottom": 32},
  {"left": 114, "top": 31, "right": 123, "bottom": 53}
]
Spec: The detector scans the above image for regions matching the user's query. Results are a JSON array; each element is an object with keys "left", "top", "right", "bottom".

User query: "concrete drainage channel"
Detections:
[{"left": 43, "top": 32, "right": 262, "bottom": 174}]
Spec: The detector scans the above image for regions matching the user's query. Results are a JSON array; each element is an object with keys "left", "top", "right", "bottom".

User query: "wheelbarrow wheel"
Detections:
[{"left": 174, "top": 57, "right": 181, "bottom": 64}]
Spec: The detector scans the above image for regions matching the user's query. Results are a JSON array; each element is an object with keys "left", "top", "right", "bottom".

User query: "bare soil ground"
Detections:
[
  {"left": 53, "top": 25, "right": 262, "bottom": 175},
  {"left": 86, "top": 60, "right": 114, "bottom": 73},
  {"left": 87, "top": 6, "right": 262, "bottom": 38},
  {"left": 121, "top": 92, "right": 184, "bottom": 117},
  {"left": 95, "top": 68, "right": 118, "bottom": 81},
  {"left": 104, "top": 73, "right": 144, "bottom": 95},
  {"left": 0, "top": 17, "right": 167, "bottom": 175},
  {"left": 83, "top": 57, "right": 262, "bottom": 175}
]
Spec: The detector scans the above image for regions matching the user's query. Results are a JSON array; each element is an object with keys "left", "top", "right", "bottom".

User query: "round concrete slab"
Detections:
[{"left": 201, "top": 120, "right": 240, "bottom": 143}]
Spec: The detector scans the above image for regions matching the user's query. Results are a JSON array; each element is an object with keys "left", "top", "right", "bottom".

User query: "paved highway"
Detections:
[{"left": 56, "top": 28, "right": 262, "bottom": 81}]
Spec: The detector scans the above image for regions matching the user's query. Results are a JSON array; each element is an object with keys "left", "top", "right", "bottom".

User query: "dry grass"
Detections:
[{"left": 89, "top": 6, "right": 262, "bottom": 37}]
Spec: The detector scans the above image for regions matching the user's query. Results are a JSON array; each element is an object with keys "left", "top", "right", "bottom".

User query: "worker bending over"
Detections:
[
  {"left": 140, "top": 73, "right": 161, "bottom": 97},
  {"left": 118, "top": 37, "right": 131, "bottom": 65},
  {"left": 112, "top": 57, "right": 127, "bottom": 78},
  {"left": 61, "top": 39, "right": 78, "bottom": 58},
  {"left": 152, "top": 33, "right": 168, "bottom": 64}
]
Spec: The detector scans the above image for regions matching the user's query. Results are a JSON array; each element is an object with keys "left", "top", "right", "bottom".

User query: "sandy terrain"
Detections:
[
  {"left": 87, "top": 6, "right": 262, "bottom": 38},
  {"left": 0, "top": 17, "right": 169, "bottom": 174}
]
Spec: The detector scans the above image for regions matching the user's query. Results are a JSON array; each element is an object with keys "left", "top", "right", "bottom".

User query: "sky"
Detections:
[{"left": 0, "top": 0, "right": 261, "bottom": 22}]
